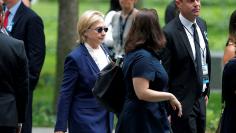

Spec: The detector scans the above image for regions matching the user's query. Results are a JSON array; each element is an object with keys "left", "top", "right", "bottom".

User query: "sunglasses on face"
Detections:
[{"left": 91, "top": 27, "right": 108, "bottom": 33}]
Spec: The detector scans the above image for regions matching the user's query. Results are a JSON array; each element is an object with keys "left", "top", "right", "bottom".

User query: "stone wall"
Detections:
[{"left": 210, "top": 52, "right": 223, "bottom": 90}]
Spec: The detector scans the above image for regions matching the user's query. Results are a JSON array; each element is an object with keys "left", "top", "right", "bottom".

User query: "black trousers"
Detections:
[
  {"left": 171, "top": 96, "right": 206, "bottom": 133},
  {"left": 22, "top": 90, "right": 33, "bottom": 133},
  {"left": 0, "top": 126, "right": 16, "bottom": 133}
]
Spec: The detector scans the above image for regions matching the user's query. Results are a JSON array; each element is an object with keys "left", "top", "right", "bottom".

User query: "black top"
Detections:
[
  {"left": 222, "top": 57, "right": 236, "bottom": 104},
  {"left": 221, "top": 57, "right": 236, "bottom": 133}
]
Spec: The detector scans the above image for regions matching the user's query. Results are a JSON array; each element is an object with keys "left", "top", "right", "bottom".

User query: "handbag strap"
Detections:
[
  {"left": 101, "top": 44, "right": 123, "bottom": 67},
  {"left": 101, "top": 44, "right": 113, "bottom": 62}
]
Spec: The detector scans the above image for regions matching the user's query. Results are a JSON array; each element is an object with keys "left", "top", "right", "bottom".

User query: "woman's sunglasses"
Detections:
[{"left": 90, "top": 27, "right": 108, "bottom": 33}]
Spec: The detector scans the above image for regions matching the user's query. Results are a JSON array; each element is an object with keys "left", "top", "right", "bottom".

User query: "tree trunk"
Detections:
[{"left": 54, "top": 0, "right": 78, "bottom": 112}]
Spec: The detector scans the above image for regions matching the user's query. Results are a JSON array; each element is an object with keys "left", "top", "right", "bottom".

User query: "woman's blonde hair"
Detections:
[{"left": 77, "top": 10, "right": 104, "bottom": 43}]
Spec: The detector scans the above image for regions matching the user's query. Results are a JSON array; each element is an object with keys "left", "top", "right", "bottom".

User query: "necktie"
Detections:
[
  {"left": 4, "top": 10, "right": 10, "bottom": 29},
  {"left": 192, "top": 23, "right": 203, "bottom": 87}
]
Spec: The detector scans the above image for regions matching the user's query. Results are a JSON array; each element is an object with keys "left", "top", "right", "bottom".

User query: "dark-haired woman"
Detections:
[
  {"left": 223, "top": 10, "right": 236, "bottom": 64},
  {"left": 115, "top": 9, "right": 182, "bottom": 133},
  {"left": 221, "top": 57, "right": 236, "bottom": 133}
]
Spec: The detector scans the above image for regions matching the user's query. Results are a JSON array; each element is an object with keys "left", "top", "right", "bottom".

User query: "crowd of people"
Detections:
[{"left": 0, "top": 0, "right": 235, "bottom": 133}]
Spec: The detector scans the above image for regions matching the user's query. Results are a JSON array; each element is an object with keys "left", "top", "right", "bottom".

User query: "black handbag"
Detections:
[{"left": 92, "top": 58, "right": 125, "bottom": 114}]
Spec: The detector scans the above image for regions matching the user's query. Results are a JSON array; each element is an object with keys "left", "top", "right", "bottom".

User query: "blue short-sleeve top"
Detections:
[{"left": 122, "top": 48, "right": 168, "bottom": 100}]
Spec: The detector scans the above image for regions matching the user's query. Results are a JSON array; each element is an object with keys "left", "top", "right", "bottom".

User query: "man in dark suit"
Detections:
[
  {"left": 0, "top": 4, "right": 28, "bottom": 133},
  {"left": 3, "top": 0, "right": 45, "bottom": 133},
  {"left": 161, "top": 0, "right": 211, "bottom": 133},
  {"left": 164, "top": 0, "right": 178, "bottom": 24}
]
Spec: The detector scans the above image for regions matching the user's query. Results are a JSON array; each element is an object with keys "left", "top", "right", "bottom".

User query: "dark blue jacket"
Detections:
[{"left": 55, "top": 43, "right": 114, "bottom": 133}]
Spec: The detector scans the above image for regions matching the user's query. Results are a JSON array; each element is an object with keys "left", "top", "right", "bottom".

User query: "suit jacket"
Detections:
[
  {"left": 162, "top": 16, "right": 211, "bottom": 117},
  {"left": 9, "top": 2, "right": 45, "bottom": 90},
  {"left": 55, "top": 43, "right": 113, "bottom": 133},
  {"left": 0, "top": 32, "right": 29, "bottom": 127}
]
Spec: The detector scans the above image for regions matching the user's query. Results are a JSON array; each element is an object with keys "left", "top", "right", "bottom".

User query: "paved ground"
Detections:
[
  {"left": 32, "top": 128, "right": 115, "bottom": 133},
  {"left": 32, "top": 127, "right": 54, "bottom": 133}
]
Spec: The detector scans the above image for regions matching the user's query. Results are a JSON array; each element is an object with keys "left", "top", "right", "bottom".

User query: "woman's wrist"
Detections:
[{"left": 169, "top": 93, "right": 175, "bottom": 101}]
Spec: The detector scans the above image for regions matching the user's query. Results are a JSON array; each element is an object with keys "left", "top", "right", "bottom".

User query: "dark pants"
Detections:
[
  {"left": 0, "top": 126, "right": 16, "bottom": 133},
  {"left": 22, "top": 90, "right": 33, "bottom": 133},
  {"left": 171, "top": 96, "right": 206, "bottom": 133}
]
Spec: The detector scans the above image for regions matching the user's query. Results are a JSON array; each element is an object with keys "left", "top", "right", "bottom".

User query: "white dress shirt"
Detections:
[
  {"left": 85, "top": 43, "right": 110, "bottom": 71},
  {"left": 179, "top": 13, "right": 208, "bottom": 92}
]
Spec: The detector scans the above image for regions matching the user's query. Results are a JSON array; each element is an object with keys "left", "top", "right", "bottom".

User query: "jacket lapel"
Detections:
[
  {"left": 80, "top": 43, "right": 100, "bottom": 72},
  {"left": 197, "top": 18, "right": 208, "bottom": 47},
  {"left": 11, "top": 2, "right": 25, "bottom": 32},
  {"left": 176, "top": 18, "right": 195, "bottom": 63}
]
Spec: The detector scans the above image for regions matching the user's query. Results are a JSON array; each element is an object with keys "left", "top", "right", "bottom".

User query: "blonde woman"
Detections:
[{"left": 54, "top": 10, "right": 114, "bottom": 133}]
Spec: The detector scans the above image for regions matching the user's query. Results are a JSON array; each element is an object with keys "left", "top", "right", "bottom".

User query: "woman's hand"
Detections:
[{"left": 169, "top": 94, "right": 182, "bottom": 117}]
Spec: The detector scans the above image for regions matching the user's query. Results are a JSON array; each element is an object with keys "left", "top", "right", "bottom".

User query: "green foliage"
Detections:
[
  {"left": 200, "top": 5, "right": 235, "bottom": 51},
  {"left": 206, "top": 91, "right": 221, "bottom": 132},
  {"left": 33, "top": 75, "right": 55, "bottom": 127},
  {"left": 33, "top": 91, "right": 55, "bottom": 127},
  {"left": 201, "top": 0, "right": 236, "bottom": 6},
  {"left": 31, "top": 1, "right": 57, "bottom": 127}
]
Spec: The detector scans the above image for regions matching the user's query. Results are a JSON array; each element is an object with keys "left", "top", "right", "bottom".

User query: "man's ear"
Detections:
[{"left": 175, "top": 0, "right": 181, "bottom": 9}]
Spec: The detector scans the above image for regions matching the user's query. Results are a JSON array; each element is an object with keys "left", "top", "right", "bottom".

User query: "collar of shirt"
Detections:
[
  {"left": 84, "top": 43, "right": 101, "bottom": 53},
  {"left": 179, "top": 13, "right": 198, "bottom": 60},
  {"left": 179, "top": 13, "right": 197, "bottom": 35},
  {"left": 5, "top": 0, "right": 21, "bottom": 26},
  {"left": 1, "top": 28, "right": 9, "bottom": 35},
  {"left": 84, "top": 43, "right": 109, "bottom": 70}
]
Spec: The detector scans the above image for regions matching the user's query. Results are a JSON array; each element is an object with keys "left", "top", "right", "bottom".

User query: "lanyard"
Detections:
[
  {"left": 183, "top": 24, "right": 206, "bottom": 59},
  {"left": 119, "top": 9, "right": 133, "bottom": 46}
]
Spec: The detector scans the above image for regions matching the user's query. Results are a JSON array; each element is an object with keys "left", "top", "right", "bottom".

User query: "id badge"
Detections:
[
  {"left": 202, "top": 64, "right": 209, "bottom": 84},
  {"left": 6, "top": 22, "right": 14, "bottom": 32},
  {"left": 202, "top": 64, "right": 208, "bottom": 75},
  {"left": 202, "top": 75, "right": 209, "bottom": 84}
]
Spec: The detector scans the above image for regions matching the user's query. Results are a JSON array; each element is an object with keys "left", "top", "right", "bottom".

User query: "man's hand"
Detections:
[
  {"left": 16, "top": 123, "right": 22, "bottom": 133},
  {"left": 205, "top": 95, "right": 209, "bottom": 106}
]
